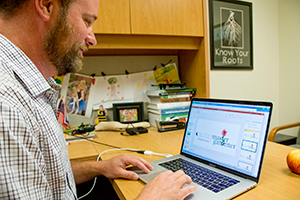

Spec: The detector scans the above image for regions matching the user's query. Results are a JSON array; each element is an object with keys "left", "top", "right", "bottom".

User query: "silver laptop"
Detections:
[{"left": 138, "top": 98, "right": 273, "bottom": 199}]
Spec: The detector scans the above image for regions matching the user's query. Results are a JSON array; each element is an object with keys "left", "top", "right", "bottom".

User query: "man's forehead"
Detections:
[{"left": 69, "top": 0, "right": 99, "bottom": 18}]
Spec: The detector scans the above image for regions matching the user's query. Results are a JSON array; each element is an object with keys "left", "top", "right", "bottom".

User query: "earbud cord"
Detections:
[{"left": 77, "top": 148, "right": 172, "bottom": 199}]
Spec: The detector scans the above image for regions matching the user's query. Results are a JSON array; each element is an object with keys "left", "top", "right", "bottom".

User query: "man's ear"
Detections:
[{"left": 35, "top": 0, "right": 53, "bottom": 21}]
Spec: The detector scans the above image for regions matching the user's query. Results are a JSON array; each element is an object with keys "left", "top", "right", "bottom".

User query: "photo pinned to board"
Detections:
[{"left": 60, "top": 73, "right": 94, "bottom": 117}]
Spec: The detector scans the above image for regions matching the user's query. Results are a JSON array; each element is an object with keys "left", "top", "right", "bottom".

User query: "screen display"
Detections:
[{"left": 182, "top": 100, "right": 271, "bottom": 178}]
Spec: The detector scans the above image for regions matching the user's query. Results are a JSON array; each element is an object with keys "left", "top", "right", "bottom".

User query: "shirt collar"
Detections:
[{"left": 0, "top": 34, "right": 61, "bottom": 97}]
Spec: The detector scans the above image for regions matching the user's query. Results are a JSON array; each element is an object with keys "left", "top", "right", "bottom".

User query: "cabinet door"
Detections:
[
  {"left": 130, "top": 0, "right": 204, "bottom": 36},
  {"left": 93, "top": 0, "right": 131, "bottom": 34}
]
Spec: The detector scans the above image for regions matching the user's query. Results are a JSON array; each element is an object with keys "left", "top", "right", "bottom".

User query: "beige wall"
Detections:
[
  {"left": 210, "top": 0, "right": 300, "bottom": 137},
  {"left": 278, "top": 0, "right": 300, "bottom": 136}
]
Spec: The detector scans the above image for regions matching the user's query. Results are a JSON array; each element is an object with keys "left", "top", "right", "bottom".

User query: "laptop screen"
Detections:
[{"left": 181, "top": 98, "right": 272, "bottom": 179}]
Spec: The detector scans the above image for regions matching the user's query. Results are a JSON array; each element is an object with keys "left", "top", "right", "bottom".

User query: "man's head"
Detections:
[
  {"left": 0, "top": 0, "right": 98, "bottom": 77},
  {"left": 0, "top": 1, "right": 29, "bottom": 19},
  {"left": 43, "top": 0, "right": 97, "bottom": 76},
  {"left": 0, "top": 1, "right": 72, "bottom": 18}
]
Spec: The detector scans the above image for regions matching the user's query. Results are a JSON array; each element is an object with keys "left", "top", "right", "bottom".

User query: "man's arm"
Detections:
[
  {"left": 71, "top": 154, "right": 153, "bottom": 184},
  {"left": 71, "top": 154, "right": 197, "bottom": 200},
  {"left": 71, "top": 161, "right": 100, "bottom": 185}
]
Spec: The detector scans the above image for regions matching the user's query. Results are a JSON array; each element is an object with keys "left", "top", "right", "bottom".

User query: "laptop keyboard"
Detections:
[{"left": 159, "top": 158, "right": 240, "bottom": 193}]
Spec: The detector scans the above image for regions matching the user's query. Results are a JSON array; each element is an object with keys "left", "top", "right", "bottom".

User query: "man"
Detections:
[{"left": 0, "top": 0, "right": 197, "bottom": 199}]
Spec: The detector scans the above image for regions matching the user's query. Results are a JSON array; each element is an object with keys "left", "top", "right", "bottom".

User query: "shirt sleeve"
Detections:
[{"left": 0, "top": 102, "right": 52, "bottom": 199}]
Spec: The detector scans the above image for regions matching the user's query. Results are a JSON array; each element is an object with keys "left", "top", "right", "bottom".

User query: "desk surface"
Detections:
[{"left": 68, "top": 127, "right": 300, "bottom": 200}]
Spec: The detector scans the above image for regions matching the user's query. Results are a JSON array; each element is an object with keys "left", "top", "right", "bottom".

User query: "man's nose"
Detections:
[{"left": 86, "top": 29, "right": 97, "bottom": 46}]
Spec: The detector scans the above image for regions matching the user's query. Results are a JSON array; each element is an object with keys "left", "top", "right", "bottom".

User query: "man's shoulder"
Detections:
[
  {"left": 0, "top": 60, "right": 28, "bottom": 104},
  {"left": 0, "top": 57, "right": 14, "bottom": 75},
  {"left": 0, "top": 60, "right": 19, "bottom": 85}
]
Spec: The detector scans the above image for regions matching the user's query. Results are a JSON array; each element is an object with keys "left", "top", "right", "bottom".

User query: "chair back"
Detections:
[
  {"left": 297, "top": 128, "right": 300, "bottom": 144},
  {"left": 290, "top": 127, "right": 300, "bottom": 149}
]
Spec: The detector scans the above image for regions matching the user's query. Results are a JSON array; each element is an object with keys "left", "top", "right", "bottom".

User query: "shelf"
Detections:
[{"left": 88, "top": 34, "right": 201, "bottom": 52}]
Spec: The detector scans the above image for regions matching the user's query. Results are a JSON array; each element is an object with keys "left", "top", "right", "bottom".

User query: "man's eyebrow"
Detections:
[
  {"left": 92, "top": 15, "right": 98, "bottom": 21},
  {"left": 83, "top": 13, "right": 98, "bottom": 21}
]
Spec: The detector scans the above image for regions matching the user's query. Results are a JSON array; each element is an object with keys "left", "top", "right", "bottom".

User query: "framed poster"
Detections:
[{"left": 209, "top": 0, "right": 253, "bottom": 70}]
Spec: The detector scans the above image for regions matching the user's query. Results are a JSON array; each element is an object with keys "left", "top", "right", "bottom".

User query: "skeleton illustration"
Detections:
[{"left": 222, "top": 10, "right": 242, "bottom": 46}]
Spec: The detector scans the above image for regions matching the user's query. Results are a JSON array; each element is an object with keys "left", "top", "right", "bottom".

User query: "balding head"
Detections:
[
  {"left": 0, "top": 0, "right": 76, "bottom": 20},
  {"left": 0, "top": 0, "right": 29, "bottom": 19}
]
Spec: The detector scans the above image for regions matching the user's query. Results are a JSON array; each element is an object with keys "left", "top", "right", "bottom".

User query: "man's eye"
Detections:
[{"left": 85, "top": 20, "right": 92, "bottom": 26}]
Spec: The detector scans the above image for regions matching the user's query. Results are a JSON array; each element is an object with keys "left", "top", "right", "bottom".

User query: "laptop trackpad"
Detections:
[
  {"left": 127, "top": 166, "right": 165, "bottom": 183},
  {"left": 139, "top": 171, "right": 162, "bottom": 183}
]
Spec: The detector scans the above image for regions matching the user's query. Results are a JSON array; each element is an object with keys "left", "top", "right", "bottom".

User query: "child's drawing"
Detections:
[{"left": 93, "top": 70, "right": 156, "bottom": 109}]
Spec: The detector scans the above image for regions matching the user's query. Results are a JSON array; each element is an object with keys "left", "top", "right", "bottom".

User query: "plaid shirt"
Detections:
[{"left": 0, "top": 34, "right": 77, "bottom": 199}]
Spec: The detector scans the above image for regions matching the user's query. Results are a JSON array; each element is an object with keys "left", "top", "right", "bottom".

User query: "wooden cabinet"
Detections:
[
  {"left": 93, "top": 0, "right": 131, "bottom": 34},
  {"left": 88, "top": 0, "right": 209, "bottom": 98},
  {"left": 130, "top": 0, "right": 203, "bottom": 36},
  {"left": 94, "top": 0, "right": 203, "bottom": 37}
]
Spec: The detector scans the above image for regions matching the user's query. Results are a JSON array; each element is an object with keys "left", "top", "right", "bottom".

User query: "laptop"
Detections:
[{"left": 138, "top": 98, "right": 273, "bottom": 199}]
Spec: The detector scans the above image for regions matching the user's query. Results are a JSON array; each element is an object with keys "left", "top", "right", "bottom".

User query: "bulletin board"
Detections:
[{"left": 92, "top": 70, "right": 156, "bottom": 109}]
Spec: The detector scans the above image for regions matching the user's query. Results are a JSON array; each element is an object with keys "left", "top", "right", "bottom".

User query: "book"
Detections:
[
  {"left": 159, "top": 91, "right": 195, "bottom": 96},
  {"left": 146, "top": 88, "right": 195, "bottom": 103},
  {"left": 162, "top": 87, "right": 197, "bottom": 94},
  {"left": 148, "top": 95, "right": 191, "bottom": 103},
  {"left": 64, "top": 131, "right": 97, "bottom": 142},
  {"left": 160, "top": 94, "right": 191, "bottom": 98},
  {"left": 147, "top": 101, "right": 191, "bottom": 110},
  {"left": 160, "top": 96, "right": 191, "bottom": 103},
  {"left": 148, "top": 110, "right": 189, "bottom": 126},
  {"left": 146, "top": 88, "right": 196, "bottom": 97},
  {"left": 147, "top": 105, "right": 190, "bottom": 126}
]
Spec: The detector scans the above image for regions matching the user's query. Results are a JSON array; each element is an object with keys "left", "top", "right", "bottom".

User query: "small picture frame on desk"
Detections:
[
  {"left": 209, "top": 0, "right": 253, "bottom": 70},
  {"left": 113, "top": 102, "right": 144, "bottom": 124}
]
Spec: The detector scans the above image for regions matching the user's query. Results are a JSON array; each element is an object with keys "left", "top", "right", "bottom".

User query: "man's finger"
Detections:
[{"left": 180, "top": 184, "right": 198, "bottom": 199}]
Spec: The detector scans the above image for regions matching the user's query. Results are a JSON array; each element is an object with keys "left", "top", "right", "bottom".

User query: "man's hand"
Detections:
[
  {"left": 136, "top": 170, "right": 197, "bottom": 200},
  {"left": 100, "top": 154, "right": 154, "bottom": 180},
  {"left": 72, "top": 154, "right": 153, "bottom": 184}
]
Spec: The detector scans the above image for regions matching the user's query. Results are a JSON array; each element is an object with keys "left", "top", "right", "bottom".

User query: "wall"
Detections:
[
  {"left": 210, "top": 0, "right": 280, "bottom": 134},
  {"left": 278, "top": 0, "right": 300, "bottom": 136},
  {"left": 210, "top": 0, "right": 300, "bottom": 137}
]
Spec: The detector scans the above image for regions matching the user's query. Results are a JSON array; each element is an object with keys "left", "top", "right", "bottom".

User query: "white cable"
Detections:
[
  {"left": 77, "top": 148, "right": 173, "bottom": 199},
  {"left": 143, "top": 150, "right": 173, "bottom": 158},
  {"left": 78, "top": 148, "right": 129, "bottom": 200}
]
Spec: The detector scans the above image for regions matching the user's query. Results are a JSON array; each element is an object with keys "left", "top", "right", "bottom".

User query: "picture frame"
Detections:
[
  {"left": 209, "top": 0, "right": 253, "bottom": 70},
  {"left": 112, "top": 102, "right": 144, "bottom": 124}
]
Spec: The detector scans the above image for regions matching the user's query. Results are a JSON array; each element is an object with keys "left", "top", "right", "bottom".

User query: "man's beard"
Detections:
[{"left": 43, "top": 14, "right": 87, "bottom": 76}]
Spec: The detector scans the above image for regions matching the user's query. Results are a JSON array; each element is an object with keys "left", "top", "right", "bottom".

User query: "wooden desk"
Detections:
[{"left": 68, "top": 127, "right": 300, "bottom": 200}]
